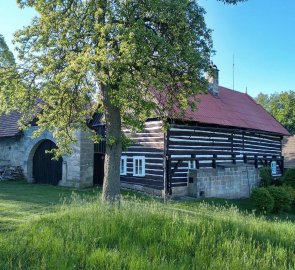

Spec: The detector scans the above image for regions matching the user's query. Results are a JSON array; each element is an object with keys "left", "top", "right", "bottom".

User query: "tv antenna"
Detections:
[{"left": 233, "top": 54, "right": 235, "bottom": 91}]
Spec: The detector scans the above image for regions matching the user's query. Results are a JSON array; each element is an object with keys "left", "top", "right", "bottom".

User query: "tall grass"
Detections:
[{"left": 0, "top": 195, "right": 294, "bottom": 270}]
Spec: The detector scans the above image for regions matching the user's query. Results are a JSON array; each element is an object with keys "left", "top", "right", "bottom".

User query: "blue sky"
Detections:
[
  {"left": 1, "top": 0, "right": 294, "bottom": 97},
  {"left": 199, "top": 0, "right": 295, "bottom": 96}
]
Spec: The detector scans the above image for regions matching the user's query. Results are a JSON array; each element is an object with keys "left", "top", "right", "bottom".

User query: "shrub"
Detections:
[
  {"left": 267, "top": 186, "right": 293, "bottom": 213},
  {"left": 250, "top": 187, "right": 274, "bottom": 213},
  {"left": 282, "top": 185, "right": 295, "bottom": 208},
  {"left": 259, "top": 167, "right": 272, "bottom": 187},
  {"left": 283, "top": 167, "right": 295, "bottom": 187},
  {"left": 273, "top": 177, "right": 284, "bottom": 186}
]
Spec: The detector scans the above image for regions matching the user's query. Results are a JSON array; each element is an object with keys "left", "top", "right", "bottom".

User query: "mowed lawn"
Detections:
[
  {"left": 0, "top": 180, "right": 99, "bottom": 232},
  {"left": 0, "top": 180, "right": 295, "bottom": 269}
]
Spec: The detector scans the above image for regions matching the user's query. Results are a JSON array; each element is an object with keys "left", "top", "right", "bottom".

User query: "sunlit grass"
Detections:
[
  {"left": 0, "top": 181, "right": 294, "bottom": 269},
  {"left": 0, "top": 186, "right": 295, "bottom": 269}
]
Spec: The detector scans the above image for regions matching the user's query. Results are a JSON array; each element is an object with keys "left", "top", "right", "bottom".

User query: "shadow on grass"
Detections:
[
  {"left": 0, "top": 180, "right": 100, "bottom": 205},
  {"left": 176, "top": 197, "right": 295, "bottom": 223}
]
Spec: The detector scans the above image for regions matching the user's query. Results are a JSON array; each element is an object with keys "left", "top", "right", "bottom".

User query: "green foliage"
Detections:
[
  {"left": 1, "top": 0, "right": 216, "bottom": 154},
  {"left": 250, "top": 187, "right": 274, "bottom": 213},
  {"left": 267, "top": 186, "right": 293, "bottom": 213},
  {"left": 121, "top": 133, "right": 133, "bottom": 151},
  {"left": 282, "top": 185, "right": 295, "bottom": 207},
  {"left": 0, "top": 34, "right": 15, "bottom": 67},
  {"left": 259, "top": 166, "right": 272, "bottom": 187},
  {"left": 283, "top": 167, "right": 295, "bottom": 188},
  {"left": 256, "top": 91, "right": 295, "bottom": 134}
]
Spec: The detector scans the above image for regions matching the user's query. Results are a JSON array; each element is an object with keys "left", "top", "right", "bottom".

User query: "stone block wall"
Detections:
[
  {"left": 188, "top": 163, "right": 259, "bottom": 199},
  {"left": 0, "top": 127, "right": 94, "bottom": 188},
  {"left": 0, "top": 136, "right": 24, "bottom": 167},
  {"left": 62, "top": 130, "right": 94, "bottom": 188}
]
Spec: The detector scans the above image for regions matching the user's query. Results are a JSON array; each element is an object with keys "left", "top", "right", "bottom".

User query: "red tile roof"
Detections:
[
  {"left": 0, "top": 112, "right": 22, "bottom": 138},
  {"left": 0, "top": 86, "right": 290, "bottom": 138},
  {"left": 168, "top": 86, "right": 290, "bottom": 136}
]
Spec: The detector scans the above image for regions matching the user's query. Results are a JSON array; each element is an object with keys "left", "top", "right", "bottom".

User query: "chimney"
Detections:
[{"left": 206, "top": 64, "right": 219, "bottom": 96}]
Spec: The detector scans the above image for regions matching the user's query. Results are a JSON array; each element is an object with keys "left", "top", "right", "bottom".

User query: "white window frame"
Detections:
[
  {"left": 133, "top": 156, "right": 145, "bottom": 177},
  {"left": 120, "top": 156, "right": 127, "bottom": 175},
  {"left": 188, "top": 160, "right": 196, "bottom": 170}
]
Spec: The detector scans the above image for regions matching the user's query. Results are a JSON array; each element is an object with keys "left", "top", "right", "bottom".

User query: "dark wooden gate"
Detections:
[
  {"left": 33, "top": 140, "right": 63, "bottom": 185},
  {"left": 93, "top": 153, "right": 105, "bottom": 186}
]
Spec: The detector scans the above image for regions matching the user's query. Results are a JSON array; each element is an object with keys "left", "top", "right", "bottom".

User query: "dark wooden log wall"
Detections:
[
  {"left": 121, "top": 120, "right": 164, "bottom": 190},
  {"left": 167, "top": 124, "right": 283, "bottom": 188}
]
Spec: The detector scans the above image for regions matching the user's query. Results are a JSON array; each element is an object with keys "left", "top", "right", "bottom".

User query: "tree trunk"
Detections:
[{"left": 101, "top": 84, "right": 122, "bottom": 202}]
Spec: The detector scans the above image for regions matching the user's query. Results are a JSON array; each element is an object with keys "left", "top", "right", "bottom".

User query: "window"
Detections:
[
  {"left": 120, "top": 156, "right": 127, "bottom": 175},
  {"left": 133, "top": 156, "right": 145, "bottom": 177},
  {"left": 188, "top": 160, "right": 196, "bottom": 170}
]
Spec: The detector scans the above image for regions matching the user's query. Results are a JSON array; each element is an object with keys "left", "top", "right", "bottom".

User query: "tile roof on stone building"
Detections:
[{"left": 0, "top": 112, "right": 22, "bottom": 138}]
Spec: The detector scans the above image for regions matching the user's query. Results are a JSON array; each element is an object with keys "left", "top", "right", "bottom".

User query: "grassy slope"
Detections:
[
  {"left": 0, "top": 181, "right": 295, "bottom": 270},
  {"left": 0, "top": 181, "right": 99, "bottom": 231}
]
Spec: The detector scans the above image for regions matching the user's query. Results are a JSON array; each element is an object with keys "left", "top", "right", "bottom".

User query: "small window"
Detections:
[
  {"left": 120, "top": 156, "right": 127, "bottom": 175},
  {"left": 133, "top": 156, "right": 145, "bottom": 177},
  {"left": 188, "top": 160, "right": 196, "bottom": 170}
]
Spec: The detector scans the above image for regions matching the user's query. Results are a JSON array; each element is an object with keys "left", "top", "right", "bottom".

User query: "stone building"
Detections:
[{"left": 0, "top": 112, "right": 93, "bottom": 187}]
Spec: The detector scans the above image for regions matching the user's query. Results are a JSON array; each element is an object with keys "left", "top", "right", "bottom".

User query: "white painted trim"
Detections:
[
  {"left": 122, "top": 151, "right": 162, "bottom": 155},
  {"left": 188, "top": 160, "right": 196, "bottom": 170},
  {"left": 120, "top": 156, "right": 127, "bottom": 175},
  {"left": 133, "top": 156, "right": 146, "bottom": 177}
]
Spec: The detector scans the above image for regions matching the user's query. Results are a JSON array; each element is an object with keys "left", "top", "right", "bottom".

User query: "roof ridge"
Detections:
[{"left": 219, "top": 86, "right": 247, "bottom": 95}]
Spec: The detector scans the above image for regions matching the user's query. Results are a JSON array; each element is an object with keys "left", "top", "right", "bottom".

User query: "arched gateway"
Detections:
[{"left": 33, "top": 139, "right": 62, "bottom": 185}]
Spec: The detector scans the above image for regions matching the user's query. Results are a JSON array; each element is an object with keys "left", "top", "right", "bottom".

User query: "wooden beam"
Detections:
[
  {"left": 232, "top": 154, "right": 236, "bottom": 164},
  {"left": 254, "top": 155, "right": 258, "bottom": 168},
  {"left": 243, "top": 154, "right": 248, "bottom": 164},
  {"left": 212, "top": 154, "right": 217, "bottom": 168}
]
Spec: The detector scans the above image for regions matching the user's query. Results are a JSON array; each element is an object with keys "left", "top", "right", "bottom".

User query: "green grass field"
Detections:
[{"left": 0, "top": 180, "right": 295, "bottom": 269}]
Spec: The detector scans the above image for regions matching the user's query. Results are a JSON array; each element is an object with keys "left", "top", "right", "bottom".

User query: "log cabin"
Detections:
[{"left": 109, "top": 68, "right": 290, "bottom": 198}]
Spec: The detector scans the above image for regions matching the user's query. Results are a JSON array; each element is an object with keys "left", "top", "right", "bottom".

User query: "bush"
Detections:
[
  {"left": 283, "top": 167, "right": 295, "bottom": 187},
  {"left": 267, "top": 186, "right": 293, "bottom": 213},
  {"left": 273, "top": 177, "right": 284, "bottom": 186},
  {"left": 259, "top": 167, "right": 272, "bottom": 187},
  {"left": 282, "top": 185, "right": 295, "bottom": 208},
  {"left": 250, "top": 187, "right": 274, "bottom": 213}
]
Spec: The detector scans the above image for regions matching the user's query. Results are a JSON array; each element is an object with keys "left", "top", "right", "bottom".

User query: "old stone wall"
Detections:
[
  {"left": 0, "top": 127, "right": 94, "bottom": 187},
  {"left": 0, "top": 136, "right": 24, "bottom": 167},
  {"left": 187, "top": 163, "right": 259, "bottom": 199},
  {"left": 61, "top": 130, "right": 94, "bottom": 188}
]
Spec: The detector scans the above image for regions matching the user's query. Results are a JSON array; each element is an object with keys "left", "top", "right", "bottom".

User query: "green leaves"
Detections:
[
  {"left": 1, "top": 0, "right": 216, "bottom": 153},
  {"left": 256, "top": 91, "right": 295, "bottom": 134},
  {"left": 0, "top": 35, "right": 15, "bottom": 68}
]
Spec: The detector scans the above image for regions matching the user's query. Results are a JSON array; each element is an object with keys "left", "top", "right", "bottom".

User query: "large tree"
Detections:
[
  {"left": 0, "top": 0, "right": 244, "bottom": 202},
  {"left": 256, "top": 91, "right": 295, "bottom": 134}
]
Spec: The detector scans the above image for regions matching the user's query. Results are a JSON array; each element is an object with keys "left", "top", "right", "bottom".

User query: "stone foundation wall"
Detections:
[
  {"left": 187, "top": 163, "right": 259, "bottom": 199},
  {"left": 0, "top": 165, "right": 24, "bottom": 180},
  {"left": 121, "top": 182, "right": 163, "bottom": 197}
]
